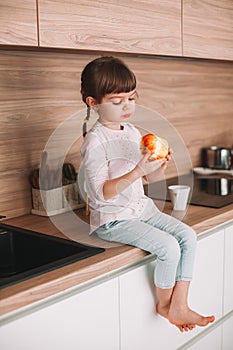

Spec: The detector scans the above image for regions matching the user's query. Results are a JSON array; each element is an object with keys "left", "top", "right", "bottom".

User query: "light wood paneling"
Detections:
[
  {"left": 0, "top": 0, "right": 38, "bottom": 46},
  {"left": 0, "top": 49, "right": 233, "bottom": 218},
  {"left": 38, "top": 0, "right": 182, "bottom": 56},
  {"left": 131, "top": 57, "right": 233, "bottom": 169},
  {"left": 183, "top": 0, "right": 233, "bottom": 61}
]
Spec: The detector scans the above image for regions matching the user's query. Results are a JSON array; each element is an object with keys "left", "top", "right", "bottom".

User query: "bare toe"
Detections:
[
  {"left": 199, "top": 315, "right": 215, "bottom": 327},
  {"left": 188, "top": 324, "right": 196, "bottom": 330},
  {"left": 208, "top": 315, "right": 215, "bottom": 324},
  {"left": 177, "top": 325, "right": 185, "bottom": 332},
  {"left": 183, "top": 324, "right": 190, "bottom": 332}
]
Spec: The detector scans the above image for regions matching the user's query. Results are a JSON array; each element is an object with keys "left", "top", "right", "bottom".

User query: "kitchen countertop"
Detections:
[{"left": 1, "top": 201, "right": 233, "bottom": 317}]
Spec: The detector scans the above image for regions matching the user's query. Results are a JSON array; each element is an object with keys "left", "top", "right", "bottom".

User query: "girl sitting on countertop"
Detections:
[{"left": 79, "top": 56, "right": 215, "bottom": 332}]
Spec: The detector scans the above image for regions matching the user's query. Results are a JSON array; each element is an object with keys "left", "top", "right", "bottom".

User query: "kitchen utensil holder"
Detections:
[{"left": 31, "top": 183, "right": 85, "bottom": 216}]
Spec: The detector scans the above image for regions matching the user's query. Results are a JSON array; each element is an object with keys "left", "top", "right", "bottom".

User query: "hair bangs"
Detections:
[
  {"left": 98, "top": 61, "right": 136, "bottom": 99},
  {"left": 106, "top": 64, "right": 136, "bottom": 96},
  {"left": 81, "top": 56, "right": 137, "bottom": 104}
]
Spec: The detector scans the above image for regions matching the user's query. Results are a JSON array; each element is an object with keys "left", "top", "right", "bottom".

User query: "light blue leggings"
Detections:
[{"left": 95, "top": 211, "right": 197, "bottom": 289}]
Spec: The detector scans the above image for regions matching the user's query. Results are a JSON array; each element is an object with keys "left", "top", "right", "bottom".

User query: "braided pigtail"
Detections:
[{"left": 82, "top": 106, "right": 91, "bottom": 138}]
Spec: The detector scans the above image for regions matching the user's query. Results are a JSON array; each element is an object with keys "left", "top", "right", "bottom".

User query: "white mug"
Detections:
[{"left": 168, "top": 185, "right": 191, "bottom": 211}]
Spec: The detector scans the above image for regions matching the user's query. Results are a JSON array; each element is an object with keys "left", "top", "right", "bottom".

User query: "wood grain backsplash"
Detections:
[{"left": 0, "top": 49, "right": 232, "bottom": 218}]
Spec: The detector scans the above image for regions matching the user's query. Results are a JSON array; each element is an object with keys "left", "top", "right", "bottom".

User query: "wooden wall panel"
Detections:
[
  {"left": 0, "top": 0, "right": 37, "bottom": 46},
  {"left": 38, "top": 0, "right": 182, "bottom": 56},
  {"left": 0, "top": 49, "right": 233, "bottom": 218},
  {"left": 183, "top": 0, "right": 233, "bottom": 60}
]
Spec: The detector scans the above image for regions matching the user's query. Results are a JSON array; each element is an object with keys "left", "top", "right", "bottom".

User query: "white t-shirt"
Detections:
[{"left": 80, "top": 121, "right": 158, "bottom": 233}]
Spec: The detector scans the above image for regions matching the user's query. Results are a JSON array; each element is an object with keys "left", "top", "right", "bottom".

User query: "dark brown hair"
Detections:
[{"left": 81, "top": 56, "right": 137, "bottom": 105}]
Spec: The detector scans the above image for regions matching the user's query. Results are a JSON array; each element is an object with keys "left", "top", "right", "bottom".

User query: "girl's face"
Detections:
[{"left": 97, "top": 90, "right": 137, "bottom": 128}]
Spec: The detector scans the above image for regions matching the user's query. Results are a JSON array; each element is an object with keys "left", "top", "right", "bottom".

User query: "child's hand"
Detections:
[
  {"left": 135, "top": 152, "right": 164, "bottom": 176},
  {"left": 161, "top": 148, "right": 173, "bottom": 170},
  {"left": 165, "top": 148, "right": 173, "bottom": 161}
]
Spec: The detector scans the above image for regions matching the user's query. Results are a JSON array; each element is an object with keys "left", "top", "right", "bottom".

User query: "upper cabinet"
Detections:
[
  {"left": 0, "top": 1, "right": 232, "bottom": 61},
  {"left": 0, "top": 0, "right": 38, "bottom": 46},
  {"left": 183, "top": 0, "right": 233, "bottom": 61},
  {"left": 38, "top": 0, "right": 182, "bottom": 56}
]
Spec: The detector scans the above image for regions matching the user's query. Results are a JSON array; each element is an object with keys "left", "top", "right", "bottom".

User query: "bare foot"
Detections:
[
  {"left": 156, "top": 303, "right": 196, "bottom": 332},
  {"left": 168, "top": 307, "right": 215, "bottom": 330}
]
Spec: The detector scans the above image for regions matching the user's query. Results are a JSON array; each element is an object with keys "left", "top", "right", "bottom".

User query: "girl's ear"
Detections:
[{"left": 86, "top": 96, "right": 98, "bottom": 110}]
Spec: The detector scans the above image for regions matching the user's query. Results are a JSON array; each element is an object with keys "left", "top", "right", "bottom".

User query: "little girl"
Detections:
[{"left": 80, "top": 56, "right": 215, "bottom": 332}]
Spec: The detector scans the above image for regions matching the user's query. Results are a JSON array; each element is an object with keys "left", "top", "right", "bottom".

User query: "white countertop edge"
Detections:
[{"left": 197, "top": 218, "right": 233, "bottom": 241}]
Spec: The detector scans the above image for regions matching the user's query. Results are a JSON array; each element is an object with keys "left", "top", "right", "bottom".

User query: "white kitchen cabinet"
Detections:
[
  {"left": 0, "top": 278, "right": 119, "bottom": 350},
  {"left": 119, "top": 228, "right": 224, "bottom": 350},
  {"left": 222, "top": 314, "right": 233, "bottom": 350},
  {"left": 224, "top": 225, "right": 233, "bottom": 315},
  {"left": 188, "top": 229, "right": 224, "bottom": 320},
  {"left": 0, "top": 224, "right": 230, "bottom": 350},
  {"left": 185, "top": 327, "right": 222, "bottom": 350},
  {"left": 119, "top": 262, "right": 187, "bottom": 350},
  {"left": 221, "top": 224, "right": 233, "bottom": 350},
  {"left": 119, "top": 262, "right": 200, "bottom": 350}
]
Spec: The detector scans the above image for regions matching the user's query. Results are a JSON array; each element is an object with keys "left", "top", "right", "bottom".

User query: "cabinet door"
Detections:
[
  {"left": 222, "top": 314, "right": 233, "bottom": 350},
  {"left": 119, "top": 262, "right": 203, "bottom": 350},
  {"left": 119, "top": 229, "right": 224, "bottom": 350},
  {"left": 188, "top": 229, "right": 224, "bottom": 320},
  {"left": 0, "top": 0, "right": 38, "bottom": 46},
  {"left": 38, "top": 0, "right": 182, "bottom": 56},
  {"left": 0, "top": 278, "right": 119, "bottom": 350},
  {"left": 224, "top": 225, "right": 233, "bottom": 314},
  {"left": 183, "top": 0, "right": 233, "bottom": 61},
  {"left": 186, "top": 327, "right": 222, "bottom": 350}
]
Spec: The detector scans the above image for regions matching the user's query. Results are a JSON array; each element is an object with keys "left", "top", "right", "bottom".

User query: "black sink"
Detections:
[{"left": 0, "top": 223, "right": 105, "bottom": 289}]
